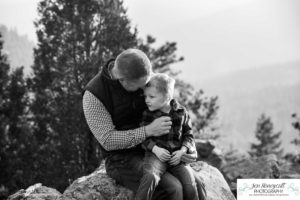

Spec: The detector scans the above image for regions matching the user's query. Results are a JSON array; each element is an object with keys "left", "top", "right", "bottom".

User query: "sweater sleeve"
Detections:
[
  {"left": 83, "top": 91, "right": 146, "bottom": 151},
  {"left": 140, "top": 110, "right": 157, "bottom": 151}
]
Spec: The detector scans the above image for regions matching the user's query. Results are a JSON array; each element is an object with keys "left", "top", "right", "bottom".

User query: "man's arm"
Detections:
[
  {"left": 140, "top": 111, "right": 158, "bottom": 151},
  {"left": 83, "top": 91, "right": 146, "bottom": 151}
]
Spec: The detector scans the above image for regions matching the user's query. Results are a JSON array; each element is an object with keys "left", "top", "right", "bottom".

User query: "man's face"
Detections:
[
  {"left": 119, "top": 76, "right": 149, "bottom": 92},
  {"left": 113, "top": 67, "right": 150, "bottom": 92},
  {"left": 144, "top": 86, "right": 168, "bottom": 111}
]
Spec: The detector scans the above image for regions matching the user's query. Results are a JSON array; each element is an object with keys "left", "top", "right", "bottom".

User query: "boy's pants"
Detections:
[
  {"left": 135, "top": 152, "right": 199, "bottom": 200},
  {"left": 106, "top": 151, "right": 207, "bottom": 200}
]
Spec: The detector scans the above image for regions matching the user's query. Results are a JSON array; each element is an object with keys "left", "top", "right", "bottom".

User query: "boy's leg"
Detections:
[
  {"left": 106, "top": 152, "right": 183, "bottom": 200},
  {"left": 169, "top": 164, "right": 199, "bottom": 200}
]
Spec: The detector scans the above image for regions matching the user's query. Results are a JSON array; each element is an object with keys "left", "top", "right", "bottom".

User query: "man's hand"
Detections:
[
  {"left": 152, "top": 146, "right": 171, "bottom": 162},
  {"left": 145, "top": 116, "right": 172, "bottom": 137},
  {"left": 169, "top": 150, "right": 185, "bottom": 166}
]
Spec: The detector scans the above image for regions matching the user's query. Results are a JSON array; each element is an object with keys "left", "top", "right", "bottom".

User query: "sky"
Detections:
[
  {"left": 124, "top": 0, "right": 300, "bottom": 84},
  {"left": 0, "top": 0, "right": 300, "bottom": 83}
]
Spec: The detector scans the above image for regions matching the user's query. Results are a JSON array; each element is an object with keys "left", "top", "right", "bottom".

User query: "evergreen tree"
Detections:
[
  {"left": 0, "top": 34, "right": 34, "bottom": 198},
  {"left": 0, "top": 34, "right": 10, "bottom": 199},
  {"left": 29, "top": 0, "right": 139, "bottom": 191},
  {"left": 285, "top": 113, "right": 300, "bottom": 163},
  {"left": 249, "top": 114, "right": 283, "bottom": 157},
  {"left": 291, "top": 113, "right": 300, "bottom": 147}
]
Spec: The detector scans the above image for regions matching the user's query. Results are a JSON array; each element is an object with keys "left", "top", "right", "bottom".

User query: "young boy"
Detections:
[{"left": 135, "top": 73, "right": 199, "bottom": 200}]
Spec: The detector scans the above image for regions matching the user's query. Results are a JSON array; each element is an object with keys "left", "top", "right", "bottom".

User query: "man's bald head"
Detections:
[{"left": 115, "top": 49, "right": 152, "bottom": 81}]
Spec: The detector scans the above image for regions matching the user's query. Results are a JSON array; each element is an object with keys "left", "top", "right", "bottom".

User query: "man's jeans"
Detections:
[
  {"left": 105, "top": 151, "right": 206, "bottom": 200},
  {"left": 135, "top": 152, "right": 199, "bottom": 200}
]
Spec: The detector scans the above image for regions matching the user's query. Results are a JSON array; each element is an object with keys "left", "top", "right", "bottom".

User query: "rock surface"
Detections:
[
  {"left": 195, "top": 139, "right": 226, "bottom": 169},
  {"left": 220, "top": 154, "right": 280, "bottom": 196},
  {"left": 278, "top": 160, "right": 300, "bottom": 179},
  {"left": 8, "top": 161, "right": 235, "bottom": 200},
  {"left": 190, "top": 162, "right": 236, "bottom": 200},
  {"left": 7, "top": 183, "right": 62, "bottom": 200},
  {"left": 221, "top": 154, "right": 280, "bottom": 181}
]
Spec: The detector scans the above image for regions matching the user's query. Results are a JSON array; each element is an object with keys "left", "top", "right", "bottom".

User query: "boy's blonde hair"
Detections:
[{"left": 146, "top": 73, "right": 175, "bottom": 100}]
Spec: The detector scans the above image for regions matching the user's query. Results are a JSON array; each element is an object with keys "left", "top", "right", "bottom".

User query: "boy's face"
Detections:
[{"left": 144, "top": 86, "right": 169, "bottom": 111}]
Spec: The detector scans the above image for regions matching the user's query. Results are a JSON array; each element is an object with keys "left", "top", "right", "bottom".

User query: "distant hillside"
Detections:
[
  {"left": 165, "top": 0, "right": 300, "bottom": 83},
  {"left": 198, "top": 62, "right": 300, "bottom": 154},
  {"left": 0, "top": 25, "right": 35, "bottom": 75}
]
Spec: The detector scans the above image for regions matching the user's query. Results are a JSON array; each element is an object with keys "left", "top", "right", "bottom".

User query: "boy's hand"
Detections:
[
  {"left": 169, "top": 150, "right": 184, "bottom": 166},
  {"left": 152, "top": 146, "right": 171, "bottom": 162}
]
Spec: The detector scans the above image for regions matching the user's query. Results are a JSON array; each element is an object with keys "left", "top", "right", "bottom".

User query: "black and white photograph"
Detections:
[{"left": 0, "top": 0, "right": 300, "bottom": 199}]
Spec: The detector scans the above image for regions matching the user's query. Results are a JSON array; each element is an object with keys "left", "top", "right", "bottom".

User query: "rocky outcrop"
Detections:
[
  {"left": 190, "top": 162, "right": 236, "bottom": 200},
  {"left": 8, "top": 161, "right": 235, "bottom": 200},
  {"left": 7, "top": 183, "right": 61, "bottom": 200},
  {"left": 195, "top": 139, "right": 226, "bottom": 169},
  {"left": 221, "top": 154, "right": 279, "bottom": 181},
  {"left": 278, "top": 160, "right": 300, "bottom": 179},
  {"left": 62, "top": 164, "right": 134, "bottom": 200},
  {"left": 220, "top": 154, "right": 280, "bottom": 196}
]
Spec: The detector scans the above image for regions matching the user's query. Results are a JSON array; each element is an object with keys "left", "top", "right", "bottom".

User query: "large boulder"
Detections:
[
  {"left": 7, "top": 183, "right": 61, "bottom": 200},
  {"left": 8, "top": 162, "right": 235, "bottom": 200},
  {"left": 195, "top": 139, "right": 226, "bottom": 169},
  {"left": 195, "top": 139, "right": 215, "bottom": 157},
  {"left": 62, "top": 164, "right": 133, "bottom": 200},
  {"left": 190, "top": 162, "right": 236, "bottom": 200},
  {"left": 62, "top": 161, "right": 235, "bottom": 200}
]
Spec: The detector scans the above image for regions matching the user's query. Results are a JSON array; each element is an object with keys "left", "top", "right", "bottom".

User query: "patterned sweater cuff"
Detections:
[{"left": 135, "top": 126, "right": 147, "bottom": 145}]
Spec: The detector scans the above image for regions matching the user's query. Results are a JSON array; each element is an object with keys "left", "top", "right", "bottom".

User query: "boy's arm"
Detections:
[
  {"left": 181, "top": 111, "right": 196, "bottom": 154},
  {"left": 180, "top": 112, "right": 198, "bottom": 163}
]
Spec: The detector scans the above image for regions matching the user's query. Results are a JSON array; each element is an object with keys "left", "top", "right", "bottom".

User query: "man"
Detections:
[{"left": 83, "top": 49, "right": 206, "bottom": 200}]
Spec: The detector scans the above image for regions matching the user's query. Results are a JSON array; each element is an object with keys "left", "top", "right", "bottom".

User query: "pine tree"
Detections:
[
  {"left": 291, "top": 113, "right": 300, "bottom": 147},
  {"left": 29, "top": 0, "right": 139, "bottom": 191},
  {"left": 0, "top": 34, "right": 34, "bottom": 198},
  {"left": 249, "top": 114, "right": 283, "bottom": 157},
  {"left": 0, "top": 34, "right": 11, "bottom": 199}
]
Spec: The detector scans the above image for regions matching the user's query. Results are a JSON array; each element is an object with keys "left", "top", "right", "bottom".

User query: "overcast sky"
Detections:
[{"left": 1, "top": 0, "right": 300, "bottom": 83}]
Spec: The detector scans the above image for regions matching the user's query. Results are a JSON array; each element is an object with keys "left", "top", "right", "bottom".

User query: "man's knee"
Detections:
[{"left": 142, "top": 172, "right": 161, "bottom": 186}]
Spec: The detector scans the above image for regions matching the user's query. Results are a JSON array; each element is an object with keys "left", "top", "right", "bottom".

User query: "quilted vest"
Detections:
[{"left": 84, "top": 59, "right": 147, "bottom": 155}]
